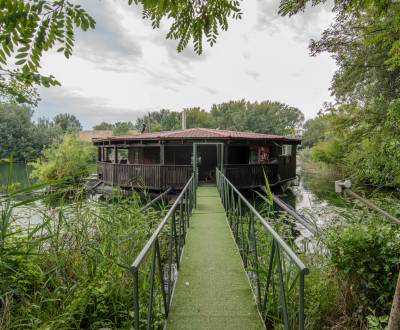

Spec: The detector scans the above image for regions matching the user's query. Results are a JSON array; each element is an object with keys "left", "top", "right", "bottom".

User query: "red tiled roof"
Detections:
[{"left": 93, "top": 128, "right": 301, "bottom": 142}]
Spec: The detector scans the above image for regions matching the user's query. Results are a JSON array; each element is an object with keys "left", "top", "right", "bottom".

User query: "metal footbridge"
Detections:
[{"left": 130, "top": 169, "right": 309, "bottom": 329}]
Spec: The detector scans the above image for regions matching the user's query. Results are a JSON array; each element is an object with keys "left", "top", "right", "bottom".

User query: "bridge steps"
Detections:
[{"left": 167, "top": 185, "right": 264, "bottom": 330}]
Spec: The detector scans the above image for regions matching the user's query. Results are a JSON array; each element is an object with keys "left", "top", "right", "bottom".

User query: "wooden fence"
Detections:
[
  {"left": 98, "top": 162, "right": 279, "bottom": 190},
  {"left": 224, "top": 164, "right": 278, "bottom": 188},
  {"left": 97, "top": 162, "right": 192, "bottom": 189}
]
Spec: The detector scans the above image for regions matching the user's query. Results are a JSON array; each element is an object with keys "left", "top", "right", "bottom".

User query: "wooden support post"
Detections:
[
  {"left": 98, "top": 147, "right": 102, "bottom": 162},
  {"left": 222, "top": 143, "right": 227, "bottom": 173},
  {"left": 160, "top": 144, "right": 165, "bottom": 188},
  {"left": 221, "top": 143, "right": 225, "bottom": 172},
  {"left": 105, "top": 147, "right": 110, "bottom": 162},
  {"left": 114, "top": 146, "right": 118, "bottom": 163},
  {"left": 160, "top": 144, "right": 165, "bottom": 165}
]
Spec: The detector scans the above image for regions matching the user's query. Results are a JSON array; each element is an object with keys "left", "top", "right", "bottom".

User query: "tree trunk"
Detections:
[{"left": 388, "top": 271, "right": 400, "bottom": 330}]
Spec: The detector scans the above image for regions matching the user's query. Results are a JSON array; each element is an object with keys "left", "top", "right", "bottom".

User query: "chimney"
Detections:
[{"left": 182, "top": 110, "right": 186, "bottom": 130}]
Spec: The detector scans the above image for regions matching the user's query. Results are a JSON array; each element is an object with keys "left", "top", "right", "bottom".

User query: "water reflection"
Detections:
[
  {"left": 0, "top": 163, "right": 34, "bottom": 190},
  {"left": 277, "top": 169, "right": 350, "bottom": 243},
  {"left": 282, "top": 169, "right": 347, "bottom": 211}
]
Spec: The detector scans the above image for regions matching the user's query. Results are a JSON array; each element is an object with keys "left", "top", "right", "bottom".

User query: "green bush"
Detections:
[
  {"left": 282, "top": 193, "right": 400, "bottom": 329},
  {"left": 30, "top": 134, "right": 96, "bottom": 184},
  {"left": 310, "top": 139, "right": 344, "bottom": 166},
  {"left": 346, "top": 137, "right": 400, "bottom": 186},
  {"left": 324, "top": 209, "right": 400, "bottom": 323}
]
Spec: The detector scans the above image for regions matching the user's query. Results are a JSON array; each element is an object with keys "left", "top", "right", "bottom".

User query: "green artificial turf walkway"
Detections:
[{"left": 167, "top": 185, "right": 265, "bottom": 330}]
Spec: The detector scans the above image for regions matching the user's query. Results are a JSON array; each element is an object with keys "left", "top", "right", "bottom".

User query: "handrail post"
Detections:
[
  {"left": 168, "top": 215, "right": 173, "bottom": 305},
  {"left": 224, "top": 179, "right": 228, "bottom": 210},
  {"left": 130, "top": 174, "right": 194, "bottom": 329},
  {"left": 194, "top": 177, "right": 197, "bottom": 208},
  {"left": 132, "top": 267, "right": 139, "bottom": 330},
  {"left": 216, "top": 168, "right": 309, "bottom": 329},
  {"left": 299, "top": 271, "right": 305, "bottom": 330}
]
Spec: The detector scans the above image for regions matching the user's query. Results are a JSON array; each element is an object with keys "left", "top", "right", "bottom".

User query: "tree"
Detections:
[
  {"left": 93, "top": 122, "right": 114, "bottom": 130},
  {"left": 112, "top": 121, "right": 134, "bottom": 135},
  {"left": 302, "top": 115, "right": 329, "bottom": 148},
  {"left": 245, "top": 101, "right": 304, "bottom": 134},
  {"left": 30, "top": 134, "right": 96, "bottom": 184},
  {"left": 53, "top": 113, "right": 82, "bottom": 133},
  {"left": 135, "top": 109, "right": 181, "bottom": 132},
  {"left": 185, "top": 107, "right": 213, "bottom": 128},
  {"left": 211, "top": 100, "right": 304, "bottom": 134},
  {"left": 0, "top": 103, "right": 61, "bottom": 161},
  {"left": 0, "top": 103, "right": 34, "bottom": 161},
  {"left": 0, "top": 1, "right": 242, "bottom": 103},
  {"left": 210, "top": 100, "right": 247, "bottom": 131},
  {"left": 31, "top": 117, "right": 62, "bottom": 152},
  {"left": 305, "top": 3, "right": 400, "bottom": 185},
  {"left": 134, "top": 100, "right": 304, "bottom": 135}
]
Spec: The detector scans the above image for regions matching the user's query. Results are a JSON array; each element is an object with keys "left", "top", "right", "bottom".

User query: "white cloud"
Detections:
[
  {"left": 35, "top": 1, "right": 337, "bottom": 129},
  {"left": 36, "top": 87, "right": 151, "bottom": 128}
]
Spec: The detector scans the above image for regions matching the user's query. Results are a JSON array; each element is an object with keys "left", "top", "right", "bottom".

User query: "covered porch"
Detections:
[
  {"left": 93, "top": 128, "right": 299, "bottom": 190},
  {"left": 96, "top": 161, "right": 278, "bottom": 190}
]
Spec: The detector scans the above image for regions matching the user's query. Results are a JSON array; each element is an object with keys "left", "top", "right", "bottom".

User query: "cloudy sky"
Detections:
[{"left": 35, "top": 0, "right": 337, "bottom": 129}]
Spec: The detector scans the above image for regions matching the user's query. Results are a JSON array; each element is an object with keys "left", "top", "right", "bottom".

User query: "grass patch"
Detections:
[{"left": 0, "top": 184, "right": 167, "bottom": 329}]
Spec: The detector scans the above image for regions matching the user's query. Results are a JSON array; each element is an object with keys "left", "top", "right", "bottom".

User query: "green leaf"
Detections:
[
  {"left": 15, "top": 59, "right": 27, "bottom": 65},
  {"left": 15, "top": 52, "right": 28, "bottom": 59}
]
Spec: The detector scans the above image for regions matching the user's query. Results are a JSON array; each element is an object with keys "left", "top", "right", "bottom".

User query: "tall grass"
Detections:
[
  {"left": 0, "top": 181, "right": 167, "bottom": 329},
  {"left": 254, "top": 186, "right": 400, "bottom": 329}
]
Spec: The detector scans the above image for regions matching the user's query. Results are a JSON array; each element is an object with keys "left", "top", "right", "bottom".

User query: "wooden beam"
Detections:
[
  {"left": 105, "top": 147, "right": 110, "bottom": 162},
  {"left": 114, "top": 146, "right": 118, "bottom": 163},
  {"left": 160, "top": 144, "right": 165, "bottom": 165},
  {"left": 103, "top": 143, "right": 163, "bottom": 148}
]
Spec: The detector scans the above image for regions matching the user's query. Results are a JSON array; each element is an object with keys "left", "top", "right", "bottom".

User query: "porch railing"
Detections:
[
  {"left": 216, "top": 168, "right": 309, "bottom": 329},
  {"left": 129, "top": 175, "right": 196, "bottom": 329},
  {"left": 98, "top": 162, "right": 289, "bottom": 190},
  {"left": 97, "top": 162, "right": 192, "bottom": 189},
  {"left": 224, "top": 163, "right": 278, "bottom": 188}
]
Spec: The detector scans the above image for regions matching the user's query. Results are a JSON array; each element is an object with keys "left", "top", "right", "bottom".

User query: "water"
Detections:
[
  {"left": 1, "top": 163, "right": 348, "bottom": 230},
  {"left": 1, "top": 164, "right": 340, "bottom": 204},
  {"left": 1, "top": 163, "right": 46, "bottom": 226},
  {"left": 284, "top": 168, "right": 346, "bottom": 210},
  {"left": 0, "top": 163, "right": 34, "bottom": 190},
  {"left": 275, "top": 168, "right": 349, "bottom": 244}
]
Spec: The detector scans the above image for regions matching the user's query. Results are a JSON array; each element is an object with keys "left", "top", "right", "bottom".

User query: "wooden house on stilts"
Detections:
[{"left": 93, "top": 128, "right": 301, "bottom": 191}]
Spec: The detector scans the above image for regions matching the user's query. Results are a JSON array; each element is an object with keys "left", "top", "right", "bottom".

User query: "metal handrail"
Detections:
[
  {"left": 140, "top": 187, "right": 172, "bottom": 212},
  {"left": 271, "top": 194, "right": 317, "bottom": 235},
  {"left": 336, "top": 180, "right": 400, "bottom": 225},
  {"left": 129, "top": 175, "right": 196, "bottom": 329},
  {"left": 216, "top": 168, "right": 308, "bottom": 330}
]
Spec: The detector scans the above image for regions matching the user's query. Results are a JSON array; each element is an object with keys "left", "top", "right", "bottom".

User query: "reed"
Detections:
[{"left": 0, "top": 179, "right": 167, "bottom": 329}]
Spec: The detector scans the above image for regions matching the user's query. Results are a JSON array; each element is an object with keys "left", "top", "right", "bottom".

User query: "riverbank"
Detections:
[{"left": 281, "top": 155, "right": 400, "bottom": 329}]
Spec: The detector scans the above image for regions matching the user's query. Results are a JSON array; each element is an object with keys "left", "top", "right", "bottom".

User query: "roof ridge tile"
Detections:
[{"left": 93, "top": 127, "right": 302, "bottom": 142}]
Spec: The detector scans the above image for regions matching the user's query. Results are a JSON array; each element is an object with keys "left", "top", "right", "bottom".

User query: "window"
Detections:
[{"left": 281, "top": 144, "right": 292, "bottom": 157}]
